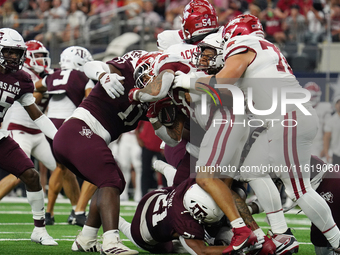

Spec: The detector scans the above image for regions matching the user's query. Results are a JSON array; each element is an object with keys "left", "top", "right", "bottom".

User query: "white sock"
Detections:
[
  {"left": 75, "top": 211, "right": 85, "bottom": 215},
  {"left": 230, "top": 218, "right": 246, "bottom": 229},
  {"left": 253, "top": 228, "right": 265, "bottom": 237},
  {"left": 118, "top": 216, "right": 141, "bottom": 248},
  {"left": 26, "top": 190, "right": 45, "bottom": 220},
  {"left": 298, "top": 189, "right": 340, "bottom": 248},
  {"left": 249, "top": 178, "right": 288, "bottom": 234},
  {"left": 82, "top": 225, "right": 99, "bottom": 239},
  {"left": 72, "top": 205, "right": 76, "bottom": 210}
]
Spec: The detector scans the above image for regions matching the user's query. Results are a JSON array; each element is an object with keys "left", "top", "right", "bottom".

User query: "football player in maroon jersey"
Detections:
[
  {"left": 52, "top": 50, "right": 154, "bottom": 254},
  {"left": 0, "top": 28, "right": 58, "bottom": 245}
]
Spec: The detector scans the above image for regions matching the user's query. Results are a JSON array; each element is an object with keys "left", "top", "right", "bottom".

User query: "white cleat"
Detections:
[
  {"left": 72, "top": 231, "right": 101, "bottom": 252},
  {"left": 31, "top": 227, "right": 58, "bottom": 246},
  {"left": 101, "top": 236, "right": 138, "bottom": 255}
]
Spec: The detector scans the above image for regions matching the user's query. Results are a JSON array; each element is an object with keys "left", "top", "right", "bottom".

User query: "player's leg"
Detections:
[
  {"left": 62, "top": 168, "right": 81, "bottom": 220},
  {"left": 0, "top": 174, "right": 21, "bottom": 199},
  {"left": 53, "top": 119, "right": 137, "bottom": 254},
  {"left": 131, "top": 136, "right": 142, "bottom": 202},
  {"left": 38, "top": 162, "right": 48, "bottom": 195},
  {"left": 72, "top": 189, "right": 101, "bottom": 252},
  {"left": 0, "top": 130, "right": 33, "bottom": 199},
  {"left": 196, "top": 109, "right": 256, "bottom": 254},
  {"left": 279, "top": 111, "right": 340, "bottom": 251},
  {"left": 0, "top": 136, "right": 57, "bottom": 246},
  {"left": 117, "top": 135, "right": 132, "bottom": 201},
  {"left": 46, "top": 163, "right": 65, "bottom": 216},
  {"left": 72, "top": 181, "right": 97, "bottom": 227}
]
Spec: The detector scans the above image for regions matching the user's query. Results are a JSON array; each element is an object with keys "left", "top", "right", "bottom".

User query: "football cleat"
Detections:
[
  {"left": 31, "top": 227, "right": 58, "bottom": 246},
  {"left": 332, "top": 240, "right": 340, "bottom": 254},
  {"left": 71, "top": 212, "right": 87, "bottom": 227},
  {"left": 222, "top": 226, "right": 257, "bottom": 255},
  {"left": 68, "top": 209, "right": 75, "bottom": 224},
  {"left": 71, "top": 230, "right": 101, "bottom": 252},
  {"left": 101, "top": 235, "right": 138, "bottom": 255},
  {"left": 269, "top": 228, "right": 299, "bottom": 255},
  {"left": 45, "top": 212, "right": 55, "bottom": 225}
]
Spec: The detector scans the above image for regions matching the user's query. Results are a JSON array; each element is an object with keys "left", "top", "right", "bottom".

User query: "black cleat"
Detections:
[
  {"left": 71, "top": 212, "right": 87, "bottom": 227},
  {"left": 67, "top": 210, "right": 75, "bottom": 224},
  {"left": 45, "top": 212, "right": 55, "bottom": 225}
]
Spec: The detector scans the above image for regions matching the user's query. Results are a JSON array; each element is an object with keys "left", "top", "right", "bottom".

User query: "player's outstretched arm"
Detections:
[
  {"left": 179, "top": 236, "right": 229, "bottom": 255},
  {"left": 130, "top": 70, "right": 175, "bottom": 103},
  {"left": 24, "top": 103, "right": 57, "bottom": 140}
]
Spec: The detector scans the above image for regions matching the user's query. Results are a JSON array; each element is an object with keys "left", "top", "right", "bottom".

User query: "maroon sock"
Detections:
[{"left": 34, "top": 219, "right": 45, "bottom": 228}]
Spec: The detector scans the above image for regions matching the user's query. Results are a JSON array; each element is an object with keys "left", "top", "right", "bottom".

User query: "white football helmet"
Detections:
[
  {"left": 183, "top": 184, "right": 224, "bottom": 224},
  {"left": 24, "top": 40, "right": 51, "bottom": 74},
  {"left": 192, "top": 32, "right": 224, "bottom": 74},
  {"left": 0, "top": 28, "right": 27, "bottom": 72},
  {"left": 59, "top": 46, "right": 93, "bottom": 72}
]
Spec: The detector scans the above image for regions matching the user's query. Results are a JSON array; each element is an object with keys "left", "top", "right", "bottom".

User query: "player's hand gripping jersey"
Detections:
[{"left": 72, "top": 50, "right": 149, "bottom": 143}]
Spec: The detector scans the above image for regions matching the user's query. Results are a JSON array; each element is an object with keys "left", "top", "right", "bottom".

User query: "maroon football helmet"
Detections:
[
  {"left": 222, "top": 14, "right": 264, "bottom": 42},
  {"left": 181, "top": 0, "right": 218, "bottom": 42}
]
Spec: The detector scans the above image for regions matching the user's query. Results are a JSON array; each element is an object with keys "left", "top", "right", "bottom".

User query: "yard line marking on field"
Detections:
[
  {"left": 0, "top": 238, "right": 134, "bottom": 242},
  {"left": 0, "top": 211, "right": 134, "bottom": 217},
  {"left": 0, "top": 232, "right": 32, "bottom": 234},
  {"left": 0, "top": 222, "right": 69, "bottom": 225}
]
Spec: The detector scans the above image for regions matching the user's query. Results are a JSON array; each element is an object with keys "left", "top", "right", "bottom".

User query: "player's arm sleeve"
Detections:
[
  {"left": 137, "top": 71, "right": 175, "bottom": 102},
  {"left": 23, "top": 103, "right": 57, "bottom": 140},
  {"left": 17, "top": 93, "right": 36, "bottom": 106},
  {"left": 179, "top": 236, "right": 198, "bottom": 255},
  {"left": 83, "top": 61, "right": 111, "bottom": 81}
]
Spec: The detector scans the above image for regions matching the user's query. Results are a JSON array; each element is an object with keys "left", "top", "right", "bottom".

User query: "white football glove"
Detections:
[
  {"left": 100, "top": 73, "right": 125, "bottom": 99},
  {"left": 172, "top": 71, "right": 198, "bottom": 90}
]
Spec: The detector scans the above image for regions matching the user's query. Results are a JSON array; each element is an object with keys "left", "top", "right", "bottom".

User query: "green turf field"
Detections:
[{"left": 0, "top": 200, "right": 316, "bottom": 254}]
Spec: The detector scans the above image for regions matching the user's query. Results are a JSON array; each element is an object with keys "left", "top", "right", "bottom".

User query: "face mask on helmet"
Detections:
[
  {"left": 222, "top": 14, "right": 264, "bottom": 43},
  {"left": 24, "top": 40, "right": 51, "bottom": 73},
  {"left": 59, "top": 46, "right": 93, "bottom": 72},
  {"left": 0, "top": 28, "right": 27, "bottom": 73},
  {"left": 304, "top": 82, "right": 321, "bottom": 107},
  {"left": 133, "top": 52, "right": 161, "bottom": 89},
  {"left": 181, "top": 0, "right": 219, "bottom": 43},
  {"left": 192, "top": 32, "right": 224, "bottom": 74},
  {"left": 183, "top": 184, "right": 224, "bottom": 224}
]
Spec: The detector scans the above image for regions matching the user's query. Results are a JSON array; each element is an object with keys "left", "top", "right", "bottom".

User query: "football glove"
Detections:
[{"left": 100, "top": 73, "right": 125, "bottom": 99}]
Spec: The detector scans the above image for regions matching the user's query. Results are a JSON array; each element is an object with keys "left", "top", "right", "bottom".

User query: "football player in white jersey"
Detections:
[
  {"left": 304, "top": 82, "right": 332, "bottom": 160},
  {"left": 128, "top": 32, "right": 269, "bottom": 254},
  {"left": 0, "top": 40, "right": 57, "bottom": 201},
  {"left": 0, "top": 28, "right": 58, "bottom": 245},
  {"left": 179, "top": 14, "right": 340, "bottom": 253},
  {"left": 157, "top": 0, "right": 220, "bottom": 56}
]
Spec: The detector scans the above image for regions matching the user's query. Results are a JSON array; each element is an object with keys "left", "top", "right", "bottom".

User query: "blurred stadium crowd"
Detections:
[{"left": 1, "top": 0, "right": 340, "bottom": 70}]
